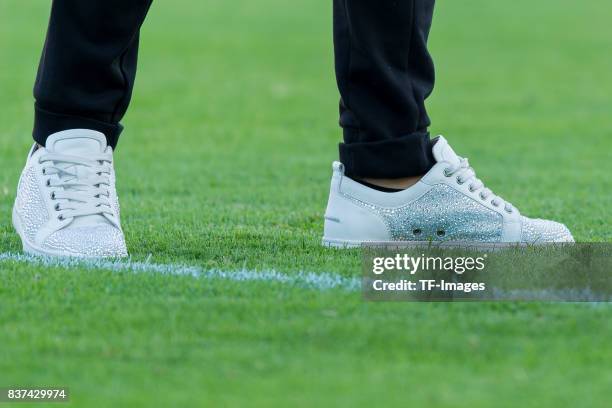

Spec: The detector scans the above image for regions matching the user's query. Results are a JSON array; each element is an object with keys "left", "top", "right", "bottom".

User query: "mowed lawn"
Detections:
[{"left": 0, "top": 0, "right": 611, "bottom": 406}]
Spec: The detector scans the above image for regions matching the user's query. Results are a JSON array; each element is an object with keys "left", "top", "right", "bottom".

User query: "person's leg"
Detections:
[
  {"left": 33, "top": 0, "right": 153, "bottom": 149},
  {"left": 333, "top": 0, "right": 436, "bottom": 181},
  {"left": 13, "top": 0, "right": 153, "bottom": 258},
  {"left": 324, "top": 0, "right": 573, "bottom": 246}
]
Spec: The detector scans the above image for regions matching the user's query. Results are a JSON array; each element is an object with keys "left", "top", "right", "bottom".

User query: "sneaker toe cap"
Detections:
[
  {"left": 42, "top": 224, "right": 128, "bottom": 258},
  {"left": 520, "top": 216, "right": 574, "bottom": 243}
]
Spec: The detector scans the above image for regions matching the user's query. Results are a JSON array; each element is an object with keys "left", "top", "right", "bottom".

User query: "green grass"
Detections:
[{"left": 0, "top": 0, "right": 611, "bottom": 406}]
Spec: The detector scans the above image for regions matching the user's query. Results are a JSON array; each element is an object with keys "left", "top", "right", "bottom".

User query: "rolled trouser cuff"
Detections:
[
  {"left": 339, "top": 132, "right": 436, "bottom": 178},
  {"left": 33, "top": 105, "right": 123, "bottom": 148}
]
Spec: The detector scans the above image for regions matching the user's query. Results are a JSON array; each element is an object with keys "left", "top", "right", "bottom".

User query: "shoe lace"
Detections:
[
  {"left": 39, "top": 152, "right": 114, "bottom": 220},
  {"left": 443, "top": 157, "right": 514, "bottom": 213}
]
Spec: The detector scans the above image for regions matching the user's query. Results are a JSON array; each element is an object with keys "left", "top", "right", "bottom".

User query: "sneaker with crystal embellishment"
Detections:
[
  {"left": 12, "top": 129, "right": 128, "bottom": 258},
  {"left": 322, "top": 136, "right": 574, "bottom": 247}
]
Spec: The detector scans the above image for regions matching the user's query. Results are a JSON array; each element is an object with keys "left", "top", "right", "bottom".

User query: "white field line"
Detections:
[
  {"left": 1, "top": 252, "right": 609, "bottom": 303},
  {"left": 0, "top": 252, "right": 361, "bottom": 291}
]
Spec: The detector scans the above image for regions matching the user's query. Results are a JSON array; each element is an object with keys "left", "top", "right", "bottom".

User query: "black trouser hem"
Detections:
[
  {"left": 339, "top": 132, "right": 435, "bottom": 178},
  {"left": 33, "top": 105, "right": 123, "bottom": 148}
]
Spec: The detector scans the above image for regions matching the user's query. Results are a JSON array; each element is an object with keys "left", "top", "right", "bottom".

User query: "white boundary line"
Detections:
[
  {"left": 0, "top": 252, "right": 361, "bottom": 291},
  {"left": 1, "top": 252, "right": 609, "bottom": 303}
]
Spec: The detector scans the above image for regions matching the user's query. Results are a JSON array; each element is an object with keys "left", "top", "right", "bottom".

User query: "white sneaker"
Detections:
[
  {"left": 12, "top": 129, "right": 128, "bottom": 258},
  {"left": 323, "top": 136, "right": 573, "bottom": 247}
]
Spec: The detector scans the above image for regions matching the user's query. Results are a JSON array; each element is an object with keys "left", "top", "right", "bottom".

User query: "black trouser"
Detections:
[{"left": 33, "top": 0, "right": 436, "bottom": 178}]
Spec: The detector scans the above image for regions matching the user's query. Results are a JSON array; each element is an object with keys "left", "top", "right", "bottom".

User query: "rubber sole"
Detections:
[
  {"left": 320, "top": 237, "right": 566, "bottom": 250},
  {"left": 12, "top": 207, "right": 127, "bottom": 259}
]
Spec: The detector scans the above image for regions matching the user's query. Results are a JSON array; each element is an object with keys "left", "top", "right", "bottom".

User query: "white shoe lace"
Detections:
[
  {"left": 39, "top": 152, "right": 114, "bottom": 221},
  {"left": 443, "top": 157, "right": 514, "bottom": 213}
]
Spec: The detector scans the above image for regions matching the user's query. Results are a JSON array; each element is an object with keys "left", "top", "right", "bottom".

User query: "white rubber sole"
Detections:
[
  {"left": 320, "top": 237, "right": 564, "bottom": 250},
  {"left": 321, "top": 237, "right": 365, "bottom": 248},
  {"left": 320, "top": 237, "right": 458, "bottom": 249},
  {"left": 12, "top": 207, "right": 126, "bottom": 259}
]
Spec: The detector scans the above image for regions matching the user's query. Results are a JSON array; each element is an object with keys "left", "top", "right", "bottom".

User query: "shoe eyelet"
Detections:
[
  {"left": 413, "top": 228, "right": 422, "bottom": 236},
  {"left": 436, "top": 230, "right": 446, "bottom": 237},
  {"left": 479, "top": 192, "right": 486, "bottom": 200},
  {"left": 45, "top": 179, "right": 51, "bottom": 187},
  {"left": 456, "top": 176, "right": 465, "bottom": 185},
  {"left": 443, "top": 168, "right": 452, "bottom": 177},
  {"left": 57, "top": 214, "right": 64, "bottom": 221},
  {"left": 50, "top": 192, "right": 55, "bottom": 200},
  {"left": 491, "top": 201, "right": 500, "bottom": 207},
  {"left": 505, "top": 208, "right": 513, "bottom": 214},
  {"left": 468, "top": 185, "right": 476, "bottom": 192},
  {"left": 54, "top": 203, "right": 60, "bottom": 211},
  {"left": 42, "top": 168, "right": 46, "bottom": 175}
]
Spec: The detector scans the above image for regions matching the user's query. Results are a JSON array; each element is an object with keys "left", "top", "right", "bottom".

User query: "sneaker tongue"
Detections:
[
  {"left": 45, "top": 129, "right": 110, "bottom": 227},
  {"left": 431, "top": 135, "right": 461, "bottom": 166},
  {"left": 46, "top": 129, "right": 107, "bottom": 155}
]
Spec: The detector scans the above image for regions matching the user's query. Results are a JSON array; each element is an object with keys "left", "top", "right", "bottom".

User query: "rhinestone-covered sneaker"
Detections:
[
  {"left": 12, "top": 129, "right": 128, "bottom": 258},
  {"left": 322, "top": 136, "right": 573, "bottom": 247}
]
